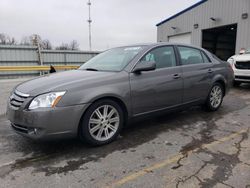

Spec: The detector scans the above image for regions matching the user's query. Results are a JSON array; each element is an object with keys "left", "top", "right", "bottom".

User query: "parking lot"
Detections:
[{"left": 0, "top": 85, "right": 250, "bottom": 188}]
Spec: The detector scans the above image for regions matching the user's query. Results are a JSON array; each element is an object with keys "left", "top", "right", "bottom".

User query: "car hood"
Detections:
[
  {"left": 231, "top": 54, "right": 250, "bottom": 62},
  {"left": 15, "top": 70, "right": 118, "bottom": 96}
]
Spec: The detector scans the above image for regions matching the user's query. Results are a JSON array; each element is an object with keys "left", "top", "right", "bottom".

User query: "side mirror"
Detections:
[{"left": 132, "top": 61, "right": 156, "bottom": 73}]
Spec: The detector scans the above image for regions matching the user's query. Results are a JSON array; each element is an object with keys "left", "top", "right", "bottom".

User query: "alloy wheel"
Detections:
[
  {"left": 88, "top": 105, "right": 120, "bottom": 141},
  {"left": 209, "top": 85, "right": 223, "bottom": 109}
]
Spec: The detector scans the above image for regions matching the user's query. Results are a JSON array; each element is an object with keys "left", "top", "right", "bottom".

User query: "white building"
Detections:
[{"left": 156, "top": 0, "right": 250, "bottom": 60}]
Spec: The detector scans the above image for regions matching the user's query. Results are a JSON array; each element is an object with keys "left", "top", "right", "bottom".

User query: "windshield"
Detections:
[
  {"left": 246, "top": 48, "right": 250, "bottom": 54},
  {"left": 79, "top": 46, "right": 144, "bottom": 71}
]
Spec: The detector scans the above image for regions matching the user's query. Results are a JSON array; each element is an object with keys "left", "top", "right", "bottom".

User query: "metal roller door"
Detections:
[{"left": 168, "top": 33, "right": 191, "bottom": 44}]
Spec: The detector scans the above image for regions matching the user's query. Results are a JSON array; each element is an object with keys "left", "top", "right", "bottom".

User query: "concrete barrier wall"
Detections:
[{"left": 0, "top": 78, "right": 30, "bottom": 115}]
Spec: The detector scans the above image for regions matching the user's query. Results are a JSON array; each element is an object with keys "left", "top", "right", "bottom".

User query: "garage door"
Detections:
[{"left": 168, "top": 33, "right": 191, "bottom": 44}]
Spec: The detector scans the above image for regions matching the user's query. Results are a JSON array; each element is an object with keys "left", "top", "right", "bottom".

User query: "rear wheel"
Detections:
[
  {"left": 205, "top": 83, "right": 224, "bottom": 111},
  {"left": 79, "top": 99, "right": 124, "bottom": 146}
]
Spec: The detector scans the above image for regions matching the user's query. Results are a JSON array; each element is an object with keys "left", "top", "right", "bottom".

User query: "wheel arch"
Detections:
[
  {"left": 77, "top": 95, "right": 129, "bottom": 137},
  {"left": 212, "top": 75, "right": 226, "bottom": 96}
]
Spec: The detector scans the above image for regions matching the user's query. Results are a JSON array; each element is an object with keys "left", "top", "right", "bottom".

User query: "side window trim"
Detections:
[
  {"left": 137, "top": 45, "right": 177, "bottom": 70},
  {"left": 177, "top": 45, "right": 205, "bottom": 66},
  {"left": 201, "top": 51, "right": 212, "bottom": 63},
  {"left": 199, "top": 50, "right": 205, "bottom": 64},
  {"left": 139, "top": 45, "right": 174, "bottom": 61}
]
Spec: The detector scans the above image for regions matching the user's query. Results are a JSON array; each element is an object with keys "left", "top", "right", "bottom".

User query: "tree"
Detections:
[
  {"left": 55, "top": 43, "right": 70, "bottom": 50},
  {"left": 9, "top": 37, "right": 17, "bottom": 45},
  {"left": 20, "top": 36, "right": 32, "bottom": 46},
  {"left": 41, "top": 39, "right": 52, "bottom": 50},
  {"left": 0, "top": 33, "right": 80, "bottom": 50},
  {"left": 20, "top": 34, "right": 52, "bottom": 50},
  {"left": 55, "top": 40, "right": 80, "bottom": 50},
  {"left": 0, "top": 33, "right": 17, "bottom": 45},
  {"left": 29, "top": 34, "right": 42, "bottom": 46},
  {"left": 0, "top": 33, "right": 8, "bottom": 44},
  {"left": 69, "top": 40, "right": 79, "bottom": 50}
]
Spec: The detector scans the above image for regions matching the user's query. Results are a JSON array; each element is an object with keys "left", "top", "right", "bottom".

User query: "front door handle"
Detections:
[
  {"left": 173, "top": 74, "right": 181, "bottom": 79},
  {"left": 208, "top": 69, "right": 213, "bottom": 73}
]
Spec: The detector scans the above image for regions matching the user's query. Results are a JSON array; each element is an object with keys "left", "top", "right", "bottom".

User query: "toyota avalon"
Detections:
[{"left": 7, "top": 43, "right": 234, "bottom": 145}]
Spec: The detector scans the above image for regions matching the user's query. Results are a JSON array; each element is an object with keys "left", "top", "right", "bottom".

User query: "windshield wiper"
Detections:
[{"left": 85, "top": 68, "right": 99, "bottom": 71}]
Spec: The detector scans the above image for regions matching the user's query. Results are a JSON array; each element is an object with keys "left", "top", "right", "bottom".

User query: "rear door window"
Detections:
[{"left": 178, "top": 46, "right": 204, "bottom": 65}]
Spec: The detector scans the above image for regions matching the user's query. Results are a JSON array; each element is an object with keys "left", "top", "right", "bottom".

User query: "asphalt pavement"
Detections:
[{"left": 0, "top": 86, "right": 250, "bottom": 188}]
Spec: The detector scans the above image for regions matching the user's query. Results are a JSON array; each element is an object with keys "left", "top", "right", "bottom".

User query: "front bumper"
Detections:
[
  {"left": 234, "top": 68, "right": 250, "bottom": 83},
  {"left": 6, "top": 102, "right": 89, "bottom": 140}
]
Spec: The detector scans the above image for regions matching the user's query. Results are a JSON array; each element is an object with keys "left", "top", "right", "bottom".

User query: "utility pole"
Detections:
[{"left": 87, "top": 0, "right": 92, "bottom": 51}]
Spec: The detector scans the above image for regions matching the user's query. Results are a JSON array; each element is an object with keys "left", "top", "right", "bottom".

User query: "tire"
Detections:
[
  {"left": 233, "top": 81, "right": 241, "bottom": 87},
  {"left": 79, "top": 99, "right": 124, "bottom": 146},
  {"left": 204, "top": 83, "right": 224, "bottom": 111}
]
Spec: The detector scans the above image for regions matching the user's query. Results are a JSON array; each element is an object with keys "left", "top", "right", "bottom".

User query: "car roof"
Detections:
[
  {"left": 111, "top": 43, "right": 212, "bottom": 60},
  {"left": 151, "top": 42, "right": 205, "bottom": 49},
  {"left": 108, "top": 43, "right": 215, "bottom": 63},
  {"left": 115, "top": 42, "right": 205, "bottom": 50}
]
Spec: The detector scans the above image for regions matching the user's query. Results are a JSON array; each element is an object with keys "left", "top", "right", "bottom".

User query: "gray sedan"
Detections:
[{"left": 7, "top": 43, "right": 234, "bottom": 145}]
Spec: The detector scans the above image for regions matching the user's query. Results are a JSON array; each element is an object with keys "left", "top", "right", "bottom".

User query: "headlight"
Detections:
[
  {"left": 227, "top": 58, "right": 235, "bottom": 66},
  {"left": 29, "top": 91, "right": 66, "bottom": 110}
]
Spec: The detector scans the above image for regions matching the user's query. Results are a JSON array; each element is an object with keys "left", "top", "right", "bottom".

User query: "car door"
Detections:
[
  {"left": 177, "top": 46, "right": 214, "bottom": 103},
  {"left": 129, "top": 46, "right": 183, "bottom": 116}
]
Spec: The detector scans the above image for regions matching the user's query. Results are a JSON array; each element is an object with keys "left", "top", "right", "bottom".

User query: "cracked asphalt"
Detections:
[{"left": 0, "top": 86, "right": 250, "bottom": 188}]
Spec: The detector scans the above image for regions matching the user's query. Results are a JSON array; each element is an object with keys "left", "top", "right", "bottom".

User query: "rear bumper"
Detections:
[{"left": 6, "top": 102, "right": 89, "bottom": 140}]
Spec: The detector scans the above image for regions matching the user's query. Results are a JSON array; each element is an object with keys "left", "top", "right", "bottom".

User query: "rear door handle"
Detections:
[
  {"left": 208, "top": 69, "right": 213, "bottom": 73},
  {"left": 173, "top": 74, "right": 181, "bottom": 79}
]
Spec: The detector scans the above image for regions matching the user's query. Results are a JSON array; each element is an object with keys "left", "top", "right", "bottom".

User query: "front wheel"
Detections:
[
  {"left": 79, "top": 99, "right": 124, "bottom": 146},
  {"left": 204, "top": 83, "right": 224, "bottom": 111}
]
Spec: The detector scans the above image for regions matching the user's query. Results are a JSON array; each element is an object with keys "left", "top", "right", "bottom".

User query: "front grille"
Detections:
[
  {"left": 11, "top": 123, "right": 29, "bottom": 134},
  {"left": 9, "top": 90, "right": 29, "bottom": 110},
  {"left": 235, "top": 61, "right": 250, "bottom": 70},
  {"left": 235, "top": 75, "right": 250, "bottom": 80}
]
